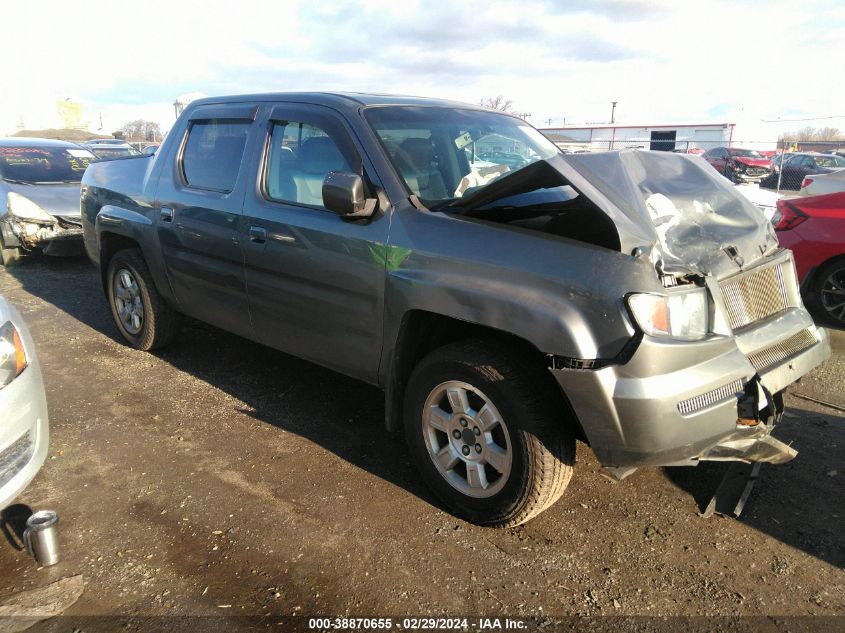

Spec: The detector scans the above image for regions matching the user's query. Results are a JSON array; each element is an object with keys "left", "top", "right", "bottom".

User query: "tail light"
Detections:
[
  {"left": 772, "top": 200, "right": 808, "bottom": 231},
  {"left": 800, "top": 177, "right": 813, "bottom": 190}
]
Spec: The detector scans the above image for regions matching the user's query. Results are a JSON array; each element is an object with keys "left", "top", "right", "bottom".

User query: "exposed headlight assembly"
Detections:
[
  {"left": 0, "top": 320, "right": 27, "bottom": 389},
  {"left": 627, "top": 288, "right": 709, "bottom": 340},
  {"left": 6, "top": 192, "right": 55, "bottom": 224}
]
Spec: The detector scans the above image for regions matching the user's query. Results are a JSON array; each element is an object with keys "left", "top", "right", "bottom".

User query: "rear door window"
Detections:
[{"left": 181, "top": 120, "right": 251, "bottom": 192}]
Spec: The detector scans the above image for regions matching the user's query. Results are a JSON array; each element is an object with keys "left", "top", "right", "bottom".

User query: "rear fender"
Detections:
[{"left": 96, "top": 206, "right": 177, "bottom": 305}]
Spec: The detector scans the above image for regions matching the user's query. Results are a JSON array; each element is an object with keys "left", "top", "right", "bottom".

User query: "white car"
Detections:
[
  {"left": 0, "top": 294, "right": 49, "bottom": 509},
  {"left": 733, "top": 183, "right": 783, "bottom": 221},
  {"left": 799, "top": 168, "right": 845, "bottom": 196}
]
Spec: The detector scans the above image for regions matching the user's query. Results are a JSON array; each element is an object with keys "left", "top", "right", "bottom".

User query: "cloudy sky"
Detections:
[{"left": 3, "top": 0, "right": 844, "bottom": 140}]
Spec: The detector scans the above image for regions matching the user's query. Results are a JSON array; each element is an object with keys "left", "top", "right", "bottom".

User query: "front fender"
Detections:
[{"left": 385, "top": 267, "right": 620, "bottom": 361}]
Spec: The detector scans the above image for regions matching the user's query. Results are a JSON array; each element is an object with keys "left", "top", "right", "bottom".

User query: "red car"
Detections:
[
  {"left": 702, "top": 147, "right": 773, "bottom": 183},
  {"left": 774, "top": 192, "right": 845, "bottom": 326}
]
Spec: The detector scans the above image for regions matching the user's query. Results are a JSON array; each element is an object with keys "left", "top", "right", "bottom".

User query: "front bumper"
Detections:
[
  {"left": 552, "top": 322, "right": 829, "bottom": 468},
  {"left": 0, "top": 357, "right": 50, "bottom": 510},
  {"left": 1, "top": 215, "right": 84, "bottom": 254},
  {"left": 735, "top": 173, "right": 769, "bottom": 183},
  {"left": 552, "top": 249, "right": 830, "bottom": 468}
]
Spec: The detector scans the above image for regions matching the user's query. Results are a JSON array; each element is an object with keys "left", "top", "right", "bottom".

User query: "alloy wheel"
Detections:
[
  {"left": 821, "top": 265, "right": 845, "bottom": 325},
  {"left": 421, "top": 380, "right": 512, "bottom": 498},
  {"left": 113, "top": 268, "right": 144, "bottom": 335}
]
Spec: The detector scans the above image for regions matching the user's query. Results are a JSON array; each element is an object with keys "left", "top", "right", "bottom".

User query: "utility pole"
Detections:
[
  {"left": 610, "top": 101, "right": 618, "bottom": 124},
  {"left": 518, "top": 112, "right": 532, "bottom": 121},
  {"left": 173, "top": 99, "right": 184, "bottom": 119}
]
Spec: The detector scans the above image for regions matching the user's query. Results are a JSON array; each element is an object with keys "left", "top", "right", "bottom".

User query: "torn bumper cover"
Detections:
[
  {"left": 0, "top": 214, "right": 83, "bottom": 254},
  {"left": 551, "top": 317, "right": 830, "bottom": 469},
  {"left": 699, "top": 425, "right": 797, "bottom": 464}
]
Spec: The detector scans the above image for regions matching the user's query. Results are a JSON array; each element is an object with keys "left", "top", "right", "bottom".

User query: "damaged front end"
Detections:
[
  {"left": 2, "top": 193, "right": 83, "bottom": 255},
  {"left": 516, "top": 152, "right": 833, "bottom": 473}
]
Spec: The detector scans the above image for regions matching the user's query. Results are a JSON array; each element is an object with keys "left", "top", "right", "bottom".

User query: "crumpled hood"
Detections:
[
  {"left": 552, "top": 151, "right": 780, "bottom": 279},
  {"left": 4, "top": 181, "right": 82, "bottom": 218},
  {"left": 733, "top": 156, "right": 771, "bottom": 168}
]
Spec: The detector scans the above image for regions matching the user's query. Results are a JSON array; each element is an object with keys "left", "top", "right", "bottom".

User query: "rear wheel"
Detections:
[
  {"left": 404, "top": 340, "right": 575, "bottom": 527},
  {"left": 811, "top": 259, "right": 845, "bottom": 327},
  {"left": 106, "top": 248, "right": 179, "bottom": 350}
]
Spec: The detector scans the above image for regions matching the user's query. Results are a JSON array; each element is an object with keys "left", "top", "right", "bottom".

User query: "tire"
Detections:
[
  {"left": 106, "top": 248, "right": 179, "bottom": 350},
  {"left": 404, "top": 340, "right": 575, "bottom": 527},
  {"left": 1, "top": 244, "right": 21, "bottom": 267},
  {"left": 810, "top": 259, "right": 845, "bottom": 328}
]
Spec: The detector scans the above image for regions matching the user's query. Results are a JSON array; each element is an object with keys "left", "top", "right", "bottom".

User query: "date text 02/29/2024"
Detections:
[{"left": 307, "top": 617, "right": 527, "bottom": 630}]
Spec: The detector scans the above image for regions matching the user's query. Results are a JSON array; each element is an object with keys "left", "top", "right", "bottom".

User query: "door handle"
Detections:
[
  {"left": 161, "top": 207, "right": 174, "bottom": 222},
  {"left": 249, "top": 226, "right": 268, "bottom": 243}
]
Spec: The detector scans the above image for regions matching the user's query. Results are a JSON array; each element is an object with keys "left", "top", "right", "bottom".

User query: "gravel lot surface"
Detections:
[{"left": 0, "top": 256, "right": 842, "bottom": 629}]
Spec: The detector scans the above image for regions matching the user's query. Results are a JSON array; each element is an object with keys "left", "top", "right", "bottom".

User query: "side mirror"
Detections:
[{"left": 322, "top": 171, "right": 377, "bottom": 218}]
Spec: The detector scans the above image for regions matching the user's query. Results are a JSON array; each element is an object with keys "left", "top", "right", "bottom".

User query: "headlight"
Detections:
[
  {"left": 7, "top": 192, "right": 55, "bottom": 223},
  {"left": 0, "top": 321, "right": 27, "bottom": 389},
  {"left": 627, "top": 288, "right": 709, "bottom": 340}
]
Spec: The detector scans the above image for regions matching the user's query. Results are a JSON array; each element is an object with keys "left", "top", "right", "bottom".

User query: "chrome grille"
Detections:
[
  {"left": 0, "top": 431, "right": 34, "bottom": 487},
  {"left": 747, "top": 329, "right": 818, "bottom": 372},
  {"left": 678, "top": 379, "right": 744, "bottom": 416},
  {"left": 720, "top": 262, "right": 789, "bottom": 330}
]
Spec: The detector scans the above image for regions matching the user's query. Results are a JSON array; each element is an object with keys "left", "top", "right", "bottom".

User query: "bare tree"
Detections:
[
  {"left": 120, "top": 119, "right": 163, "bottom": 142},
  {"left": 779, "top": 126, "right": 844, "bottom": 143},
  {"left": 479, "top": 95, "right": 514, "bottom": 112},
  {"left": 815, "top": 126, "right": 843, "bottom": 141}
]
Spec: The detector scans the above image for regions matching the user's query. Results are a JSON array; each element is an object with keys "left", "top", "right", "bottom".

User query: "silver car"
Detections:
[
  {"left": 1, "top": 137, "right": 92, "bottom": 266},
  {"left": 0, "top": 294, "right": 49, "bottom": 509}
]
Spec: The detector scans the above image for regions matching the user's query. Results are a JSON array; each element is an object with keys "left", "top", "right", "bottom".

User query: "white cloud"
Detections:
[{"left": 2, "top": 0, "right": 844, "bottom": 141}]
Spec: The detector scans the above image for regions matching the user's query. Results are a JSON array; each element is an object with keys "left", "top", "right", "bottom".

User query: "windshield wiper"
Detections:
[{"left": 2, "top": 178, "right": 32, "bottom": 185}]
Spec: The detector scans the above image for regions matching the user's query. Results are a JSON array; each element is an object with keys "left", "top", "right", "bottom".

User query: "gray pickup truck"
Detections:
[{"left": 80, "top": 93, "right": 830, "bottom": 526}]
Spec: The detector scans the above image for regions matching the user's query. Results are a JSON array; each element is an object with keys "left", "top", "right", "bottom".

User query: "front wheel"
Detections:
[
  {"left": 106, "top": 248, "right": 179, "bottom": 350},
  {"left": 0, "top": 238, "right": 21, "bottom": 268},
  {"left": 404, "top": 340, "right": 575, "bottom": 527}
]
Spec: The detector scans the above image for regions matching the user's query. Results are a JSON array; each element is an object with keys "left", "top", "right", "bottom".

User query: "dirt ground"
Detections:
[{"left": 0, "top": 256, "right": 842, "bottom": 629}]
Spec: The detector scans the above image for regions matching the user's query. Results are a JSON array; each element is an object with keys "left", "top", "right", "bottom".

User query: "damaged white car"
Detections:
[{"left": 1, "top": 138, "right": 93, "bottom": 267}]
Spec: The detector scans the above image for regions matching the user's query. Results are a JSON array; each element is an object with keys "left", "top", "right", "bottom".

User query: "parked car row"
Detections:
[{"left": 700, "top": 147, "right": 845, "bottom": 193}]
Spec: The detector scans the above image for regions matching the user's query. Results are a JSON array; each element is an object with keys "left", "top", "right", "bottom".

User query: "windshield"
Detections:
[
  {"left": 364, "top": 106, "right": 560, "bottom": 206},
  {"left": 0, "top": 145, "right": 95, "bottom": 183},
  {"left": 729, "top": 149, "right": 763, "bottom": 158}
]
